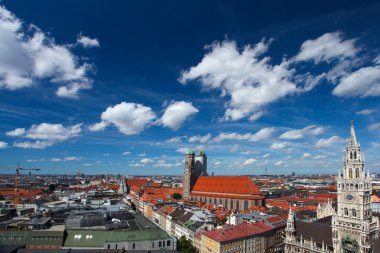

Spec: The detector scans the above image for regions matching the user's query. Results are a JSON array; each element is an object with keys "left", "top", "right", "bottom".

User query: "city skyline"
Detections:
[{"left": 1, "top": 0, "right": 380, "bottom": 175}]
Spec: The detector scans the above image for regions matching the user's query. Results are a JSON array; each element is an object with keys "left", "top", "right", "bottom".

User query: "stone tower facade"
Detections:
[
  {"left": 183, "top": 149, "right": 196, "bottom": 200},
  {"left": 194, "top": 150, "right": 207, "bottom": 177},
  {"left": 332, "top": 122, "right": 379, "bottom": 253}
]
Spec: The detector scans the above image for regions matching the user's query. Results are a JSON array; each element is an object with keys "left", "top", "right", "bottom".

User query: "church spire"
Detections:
[{"left": 349, "top": 120, "right": 358, "bottom": 148}]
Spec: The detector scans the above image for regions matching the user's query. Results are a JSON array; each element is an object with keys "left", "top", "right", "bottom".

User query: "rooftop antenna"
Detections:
[{"left": 265, "top": 167, "right": 268, "bottom": 176}]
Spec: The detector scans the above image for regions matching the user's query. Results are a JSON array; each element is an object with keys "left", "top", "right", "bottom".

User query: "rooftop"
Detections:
[{"left": 192, "top": 176, "right": 262, "bottom": 196}]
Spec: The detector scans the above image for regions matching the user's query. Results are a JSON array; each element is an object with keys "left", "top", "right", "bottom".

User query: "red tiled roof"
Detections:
[
  {"left": 202, "top": 222, "right": 272, "bottom": 243},
  {"left": 126, "top": 178, "right": 149, "bottom": 187},
  {"left": 192, "top": 176, "right": 262, "bottom": 196}
]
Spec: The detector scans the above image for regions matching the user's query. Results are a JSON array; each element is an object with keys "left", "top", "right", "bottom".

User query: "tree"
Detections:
[
  {"left": 177, "top": 236, "right": 195, "bottom": 253},
  {"left": 171, "top": 193, "right": 182, "bottom": 200},
  {"left": 48, "top": 184, "right": 56, "bottom": 193}
]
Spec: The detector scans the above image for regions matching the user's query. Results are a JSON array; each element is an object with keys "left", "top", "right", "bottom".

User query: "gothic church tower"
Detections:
[
  {"left": 183, "top": 149, "right": 196, "bottom": 200},
  {"left": 332, "top": 122, "right": 379, "bottom": 253}
]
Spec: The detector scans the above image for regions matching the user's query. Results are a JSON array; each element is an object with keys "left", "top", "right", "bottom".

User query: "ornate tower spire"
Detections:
[{"left": 349, "top": 120, "right": 358, "bottom": 148}]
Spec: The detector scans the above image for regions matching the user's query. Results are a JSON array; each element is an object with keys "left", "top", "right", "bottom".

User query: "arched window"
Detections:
[
  {"left": 356, "top": 168, "right": 359, "bottom": 178},
  {"left": 352, "top": 209, "right": 357, "bottom": 217},
  {"left": 349, "top": 168, "right": 353, "bottom": 179},
  {"left": 354, "top": 151, "right": 357, "bottom": 159},
  {"left": 350, "top": 152, "right": 353, "bottom": 159},
  {"left": 342, "top": 184, "right": 345, "bottom": 190},
  {"left": 344, "top": 208, "right": 348, "bottom": 216}
]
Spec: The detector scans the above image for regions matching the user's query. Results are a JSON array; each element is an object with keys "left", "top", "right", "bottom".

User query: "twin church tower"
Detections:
[{"left": 183, "top": 150, "right": 207, "bottom": 200}]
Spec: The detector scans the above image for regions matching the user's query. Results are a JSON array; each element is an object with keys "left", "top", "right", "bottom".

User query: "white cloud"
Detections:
[
  {"left": 179, "top": 40, "right": 298, "bottom": 121},
  {"left": 8, "top": 123, "right": 81, "bottom": 149},
  {"left": 56, "top": 81, "right": 92, "bottom": 99},
  {"left": 123, "top": 151, "right": 131, "bottom": 155},
  {"left": 159, "top": 101, "right": 198, "bottom": 130},
  {"left": 6, "top": 127, "right": 25, "bottom": 137},
  {"left": 315, "top": 155, "right": 327, "bottom": 159},
  {"left": 242, "top": 158, "right": 257, "bottom": 166},
  {"left": 302, "top": 153, "right": 311, "bottom": 158},
  {"left": 77, "top": 34, "right": 100, "bottom": 48},
  {"left": 25, "top": 123, "right": 81, "bottom": 141},
  {"left": 314, "top": 136, "right": 345, "bottom": 148},
  {"left": 368, "top": 123, "right": 380, "bottom": 131},
  {"left": 152, "top": 161, "right": 181, "bottom": 168},
  {"left": 140, "top": 158, "right": 153, "bottom": 164},
  {"left": 89, "top": 102, "right": 156, "bottom": 135},
  {"left": 332, "top": 66, "right": 380, "bottom": 97},
  {"left": 165, "top": 136, "right": 184, "bottom": 143},
  {"left": 262, "top": 153, "right": 271, "bottom": 158},
  {"left": 270, "top": 142, "right": 289, "bottom": 149},
  {"left": 137, "top": 153, "right": 146, "bottom": 157},
  {"left": 0, "top": 6, "right": 95, "bottom": 97},
  {"left": 176, "top": 147, "right": 188, "bottom": 154},
  {"left": 279, "top": 125, "right": 324, "bottom": 140},
  {"left": 188, "top": 133, "right": 211, "bottom": 143},
  {"left": 356, "top": 109, "right": 374, "bottom": 115},
  {"left": 13, "top": 140, "right": 54, "bottom": 149},
  {"left": 213, "top": 127, "right": 275, "bottom": 143},
  {"left": 0, "top": 141, "right": 8, "bottom": 149},
  {"left": 295, "top": 32, "right": 357, "bottom": 63},
  {"left": 275, "top": 161, "right": 284, "bottom": 166}
]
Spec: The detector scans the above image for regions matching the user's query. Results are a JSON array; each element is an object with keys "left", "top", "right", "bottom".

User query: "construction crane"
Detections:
[
  {"left": 0, "top": 163, "right": 41, "bottom": 206},
  {"left": 14, "top": 163, "right": 41, "bottom": 190}
]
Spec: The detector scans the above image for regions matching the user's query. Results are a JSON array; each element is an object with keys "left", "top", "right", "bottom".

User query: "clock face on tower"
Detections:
[
  {"left": 185, "top": 169, "right": 188, "bottom": 174},
  {"left": 345, "top": 194, "right": 355, "bottom": 201}
]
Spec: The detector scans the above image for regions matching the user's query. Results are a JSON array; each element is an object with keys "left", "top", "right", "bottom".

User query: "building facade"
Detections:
[
  {"left": 332, "top": 123, "right": 379, "bottom": 253},
  {"left": 183, "top": 150, "right": 265, "bottom": 211},
  {"left": 285, "top": 123, "right": 380, "bottom": 253}
]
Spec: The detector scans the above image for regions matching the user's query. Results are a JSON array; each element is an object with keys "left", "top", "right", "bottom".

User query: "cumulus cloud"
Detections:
[
  {"left": 188, "top": 133, "right": 211, "bottom": 143},
  {"left": 356, "top": 109, "right": 374, "bottom": 115},
  {"left": 295, "top": 32, "right": 357, "bottom": 63},
  {"left": 302, "top": 153, "right": 311, "bottom": 158},
  {"left": 275, "top": 161, "right": 284, "bottom": 166},
  {"left": 314, "top": 136, "right": 345, "bottom": 148},
  {"left": 332, "top": 66, "right": 380, "bottom": 97},
  {"left": 242, "top": 158, "right": 257, "bottom": 166},
  {"left": 179, "top": 40, "right": 298, "bottom": 121},
  {"left": 165, "top": 136, "right": 184, "bottom": 143},
  {"left": 140, "top": 158, "right": 153, "bottom": 164},
  {"left": 279, "top": 125, "right": 324, "bottom": 140},
  {"left": 0, "top": 6, "right": 95, "bottom": 97},
  {"left": 270, "top": 142, "right": 289, "bottom": 149},
  {"left": 8, "top": 123, "right": 81, "bottom": 149},
  {"left": 13, "top": 140, "right": 54, "bottom": 149},
  {"left": 89, "top": 102, "right": 156, "bottom": 135},
  {"left": 6, "top": 127, "right": 25, "bottom": 137},
  {"left": 159, "top": 101, "right": 198, "bottom": 130},
  {"left": 368, "top": 123, "right": 380, "bottom": 131},
  {"left": 77, "top": 34, "right": 100, "bottom": 48},
  {"left": 152, "top": 161, "right": 181, "bottom": 168},
  {"left": 0, "top": 141, "right": 8, "bottom": 149},
  {"left": 50, "top": 156, "right": 81, "bottom": 162},
  {"left": 56, "top": 82, "right": 92, "bottom": 99},
  {"left": 213, "top": 127, "right": 275, "bottom": 143}
]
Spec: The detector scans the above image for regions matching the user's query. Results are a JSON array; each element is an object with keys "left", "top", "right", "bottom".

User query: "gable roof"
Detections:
[
  {"left": 192, "top": 176, "right": 262, "bottom": 196},
  {"left": 202, "top": 221, "right": 272, "bottom": 243}
]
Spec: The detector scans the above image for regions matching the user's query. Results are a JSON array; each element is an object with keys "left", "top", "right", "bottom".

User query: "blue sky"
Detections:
[{"left": 0, "top": 0, "right": 380, "bottom": 175}]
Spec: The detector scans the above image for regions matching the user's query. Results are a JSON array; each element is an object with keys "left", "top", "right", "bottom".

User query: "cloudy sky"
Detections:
[{"left": 1, "top": 0, "right": 380, "bottom": 175}]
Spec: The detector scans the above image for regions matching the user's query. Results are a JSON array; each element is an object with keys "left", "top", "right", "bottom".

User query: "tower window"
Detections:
[
  {"left": 352, "top": 209, "right": 356, "bottom": 217},
  {"left": 356, "top": 168, "right": 359, "bottom": 178},
  {"left": 349, "top": 168, "right": 353, "bottom": 179},
  {"left": 354, "top": 151, "right": 357, "bottom": 159},
  {"left": 350, "top": 152, "right": 353, "bottom": 159},
  {"left": 344, "top": 208, "right": 348, "bottom": 216}
]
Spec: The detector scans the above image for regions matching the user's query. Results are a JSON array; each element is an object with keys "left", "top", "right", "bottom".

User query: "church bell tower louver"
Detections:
[{"left": 332, "top": 122, "right": 379, "bottom": 253}]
